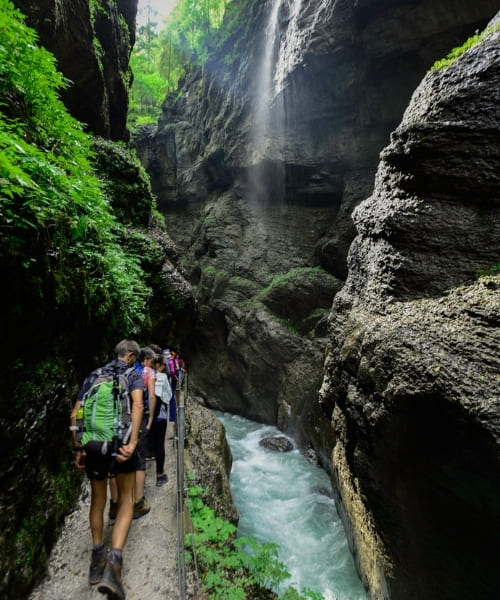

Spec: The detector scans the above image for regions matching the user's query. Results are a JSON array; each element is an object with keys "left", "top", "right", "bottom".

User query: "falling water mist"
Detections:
[{"left": 247, "top": 0, "right": 286, "bottom": 203}]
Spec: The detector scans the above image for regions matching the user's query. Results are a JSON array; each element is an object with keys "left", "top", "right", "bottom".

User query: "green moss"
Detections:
[
  {"left": 476, "top": 263, "right": 500, "bottom": 277},
  {"left": 254, "top": 266, "right": 332, "bottom": 302},
  {"left": 54, "top": 461, "right": 76, "bottom": 513},
  {"left": 229, "top": 275, "right": 260, "bottom": 297},
  {"left": 14, "top": 460, "right": 77, "bottom": 571},
  {"left": 271, "top": 314, "right": 301, "bottom": 336},
  {"left": 11, "top": 357, "right": 63, "bottom": 407},
  {"left": 204, "top": 265, "right": 218, "bottom": 277}
]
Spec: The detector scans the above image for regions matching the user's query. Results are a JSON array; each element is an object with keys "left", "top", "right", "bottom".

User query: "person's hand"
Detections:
[
  {"left": 116, "top": 441, "right": 136, "bottom": 462},
  {"left": 74, "top": 450, "right": 86, "bottom": 471}
]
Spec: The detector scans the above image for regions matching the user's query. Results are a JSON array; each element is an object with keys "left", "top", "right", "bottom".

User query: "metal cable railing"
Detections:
[
  {"left": 174, "top": 371, "right": 206, "bottom": 599},
  {"left": 175, "top": 372, "right": 187, "bottom": 600}
]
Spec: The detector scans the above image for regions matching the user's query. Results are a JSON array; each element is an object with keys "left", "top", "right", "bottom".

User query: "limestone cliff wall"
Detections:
[
  {"left": 319, "top": 15, "right": 500, "bottom": 598},
  {"left": 135, "top": 0, "right": 498, "bottom": 466},
  {"left": 12, "top": 0, "right": 138, "bottom": 141}
]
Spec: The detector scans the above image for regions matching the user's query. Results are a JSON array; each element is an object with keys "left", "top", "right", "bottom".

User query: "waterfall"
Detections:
[
  {"left": 250, "top": 0, "right": 282, "bottom": 161},
  {"left": 247, "top": 0, "right": 285, "bottom": 202},
  {"left": 247, "top": 0, "right": 313, "bottom": 203}
]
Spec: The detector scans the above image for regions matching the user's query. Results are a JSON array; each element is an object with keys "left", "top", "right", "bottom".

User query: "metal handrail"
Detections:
[{"left": 175, "top": 372, "right": 187, "bottom": 599}]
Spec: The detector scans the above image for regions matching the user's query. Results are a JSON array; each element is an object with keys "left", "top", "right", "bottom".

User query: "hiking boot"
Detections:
[
  {"left": 98, "top": 548, "right": 125, "bottom": 600},
  {"left": 156, "top": 474, "right": 168, "bottom": 487},
  {"left": 89, "top": 544, "right": 107, "bottom": 586},
  {"left": 108, "top": 500, "right": 118, "bottom": 521},
  {"left": 133, "top": 497, "right": 150, "bottom": 520}
]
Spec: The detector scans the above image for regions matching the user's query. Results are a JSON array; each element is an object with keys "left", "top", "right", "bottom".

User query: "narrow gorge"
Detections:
[
  {"left": 1, "top": 1, "right": 499, "bottom": 599},
  {"left": 134, "top": 1, "right": 500, "bottom": 597}
]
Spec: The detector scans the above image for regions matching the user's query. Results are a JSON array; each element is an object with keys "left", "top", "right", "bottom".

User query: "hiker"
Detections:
[
  {"left": 148, "top": 342, "right": 162, "bottom": 356},
  {"left": 172, "top": 349, "right": 185, "bottom": 381},
  {"left": 70, "top": 338, "right": 143, "bottom": 600},
  {"left": 132, "top": 346, "right": 156, "bottom": 519},
  {"left": 151, "top": 353, "right": 172, "bottom": 486},
  {"left": 146, "top": 343, "right": 164, "bottom": 456},
  {"left": 108, "top": 346, "right": 157, "bottom": 520},
  {"left": 171, "top": 349, "right": 186, "bottom": 420},
  {"left": 164, "top": 349, "right": 178, "bottom": 424}
]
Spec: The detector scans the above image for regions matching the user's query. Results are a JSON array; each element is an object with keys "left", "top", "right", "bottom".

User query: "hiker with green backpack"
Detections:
[{"left": 70, "top": 339, "right": 144, "bottom": 600}]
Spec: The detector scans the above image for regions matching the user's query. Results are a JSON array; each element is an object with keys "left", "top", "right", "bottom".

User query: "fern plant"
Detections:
[
  {"left": 0, "top": 0, "right": 153, "bottom": 335},
  {"left": 185, "top": 484, "right": 328, "bottom": 600}
]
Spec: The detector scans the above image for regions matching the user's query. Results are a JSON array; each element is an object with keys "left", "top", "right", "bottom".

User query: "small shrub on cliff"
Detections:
[{"left": 431, "top": 23, "right": 500, "bottom": 70}]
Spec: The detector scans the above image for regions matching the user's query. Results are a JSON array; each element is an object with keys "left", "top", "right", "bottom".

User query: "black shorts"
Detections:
[{"left": 84, "top": 441, "right": 139, "bottom": 480}]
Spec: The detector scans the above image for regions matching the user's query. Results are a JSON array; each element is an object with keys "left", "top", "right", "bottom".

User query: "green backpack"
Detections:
[{"left": 80, "top": 365, "right": 133, "bottom": 453}]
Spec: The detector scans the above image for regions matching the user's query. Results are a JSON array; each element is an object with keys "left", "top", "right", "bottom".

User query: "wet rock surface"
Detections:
[
  {"left": 259, "top": 435, "right": 294, "bottom": 452},
  {"left": 320, "top": 15, "right": 500, "bottom": 599},
  {"left": 12, "top": 0, "right": 138, "bottom": 141}
]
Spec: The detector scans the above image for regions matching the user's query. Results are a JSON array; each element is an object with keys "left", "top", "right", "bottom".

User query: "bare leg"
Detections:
[
  {"left": 112, "top": 471, "right": 135, "bottom": 549},
  {"left": 89, "top": 479, "right": 107, "bottom": 546},
  {"left": 109, "top": 477, "right": 118, "bottom": 502},
  {"left": 135, "top": 468, "right": 146, "bottom": 501}
]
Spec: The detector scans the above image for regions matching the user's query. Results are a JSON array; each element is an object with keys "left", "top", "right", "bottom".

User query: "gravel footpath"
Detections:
[{"left": 29, "top": 427, "right": 198, "bottom": 600}]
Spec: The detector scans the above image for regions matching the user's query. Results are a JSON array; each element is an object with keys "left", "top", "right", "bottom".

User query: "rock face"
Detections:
[
  {"left": 319, "top": 16, "right": 500, "bottom": 599},
  {"left": 134, "top": 0, "right": 498, "bottom": 467},
  {"left": 185, "top": 401, "right": 239, "bottom": 524},
  {"left": 12, "top": 0, "right": 138, "bottom": 141}
]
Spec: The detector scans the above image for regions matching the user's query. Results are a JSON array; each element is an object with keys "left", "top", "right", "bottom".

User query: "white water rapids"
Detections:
[{"left": 216, "top": 412, "right": 368, "bottom": 600}]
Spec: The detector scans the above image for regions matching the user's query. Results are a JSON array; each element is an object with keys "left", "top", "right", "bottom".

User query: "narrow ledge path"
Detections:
[{"left": 29, "top": 427, "right": 191, "bottom": 600}]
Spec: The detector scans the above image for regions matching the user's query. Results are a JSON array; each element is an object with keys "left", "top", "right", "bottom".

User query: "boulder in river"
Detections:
[{"left": 259, "top": 435, "right": 294, "bottom": 452}]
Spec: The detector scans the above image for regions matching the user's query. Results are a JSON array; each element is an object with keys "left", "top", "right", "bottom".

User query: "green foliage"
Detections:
[
  {"left": 476, "top": 263, "right": 500, "bottom": 277},
  {"left": 430, "top": 23, "right": 500, "bottom": 70},
  {"left": 91, "top": 137, "right": 154, "bottom": 226},
  {"left": 210, "top": 0, "right": 255, "bottom": 71},
  {"left": 186, "top": 485, "right": 326, "bottom": 600},
  {"left": 128, "top": 0, "right": 233, "bottom": 129},
  {"left": 0, "top": 0, "right": 153, "bottom": 335},
  {"left": 165, "top": 0, "right": 231, "bottom": 63},
  {"left": 128, "top": 21, "right": 177, "bottom": 127}
]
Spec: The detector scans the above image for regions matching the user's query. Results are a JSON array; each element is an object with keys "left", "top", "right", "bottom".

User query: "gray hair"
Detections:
[{"left": 114, "top": 339, "right": 140, "bottom": 358}]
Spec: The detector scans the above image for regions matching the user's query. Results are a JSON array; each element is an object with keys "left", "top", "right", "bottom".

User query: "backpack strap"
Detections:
[{"left": 81, "top": 367, "right": 103, "bottom": 403}]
